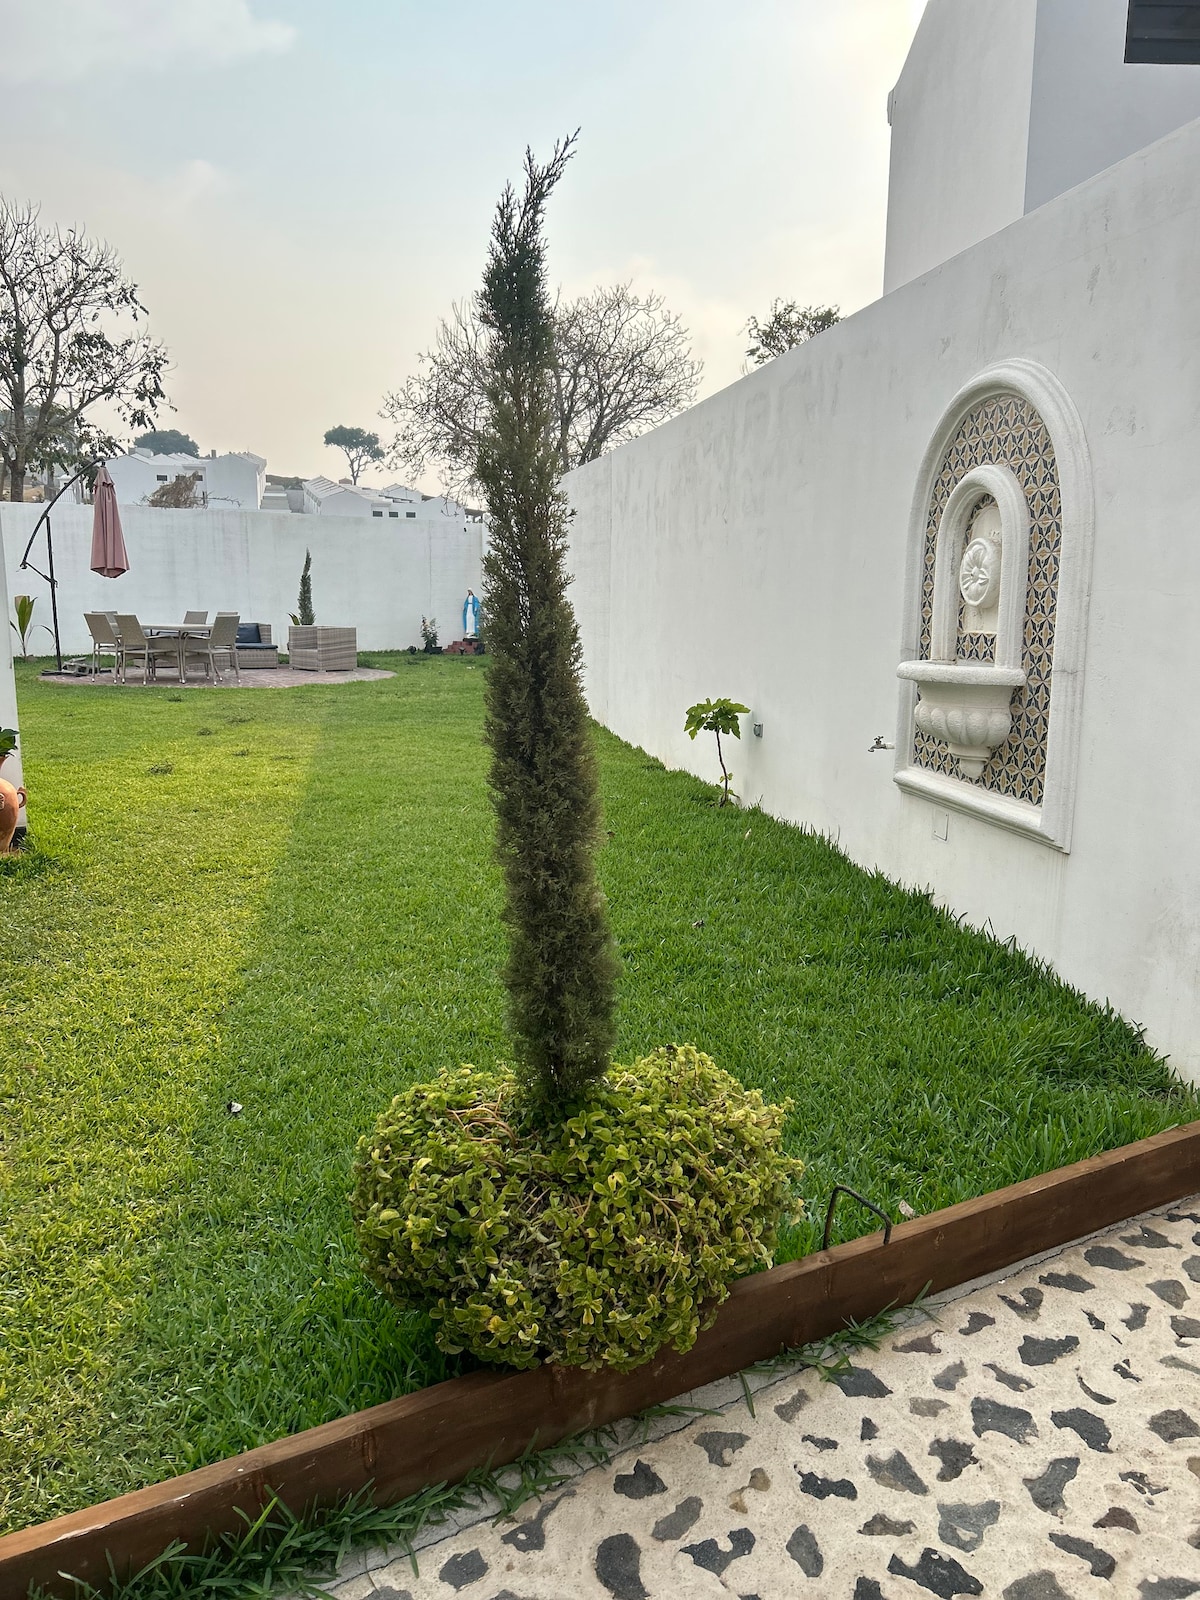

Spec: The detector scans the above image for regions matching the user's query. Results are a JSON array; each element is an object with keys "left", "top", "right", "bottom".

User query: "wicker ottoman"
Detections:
[{"left": 287, "top": 625, "right": 357, "bottom": 671}]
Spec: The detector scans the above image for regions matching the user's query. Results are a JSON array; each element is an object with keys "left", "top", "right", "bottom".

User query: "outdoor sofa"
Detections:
[{"left": 235, "top": 623, "right": 279, "bottom": 670}]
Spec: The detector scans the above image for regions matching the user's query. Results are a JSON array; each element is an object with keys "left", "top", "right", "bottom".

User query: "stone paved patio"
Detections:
[
  {"left": 322, "top": 1198, "right": 1200, "bottom": 1600},
  {"left": 41, "top": 666, "right": 394, "bottom": 689}
]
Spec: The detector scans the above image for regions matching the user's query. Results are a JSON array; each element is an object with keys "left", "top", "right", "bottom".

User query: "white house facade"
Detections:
[
  {"left": 883, "top": 0, "right": 1200, "bottom": 292},
  {"left": 106, "top": 449, "right": 267, "bottom": 510},
  {"left": 301, "top": 477, "right": 406, "bottom": 518}
]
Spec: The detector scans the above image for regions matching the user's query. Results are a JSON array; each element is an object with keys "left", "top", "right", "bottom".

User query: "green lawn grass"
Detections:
[{"left": 2, "top": 653, "right": 1193, "bottom": 1535}]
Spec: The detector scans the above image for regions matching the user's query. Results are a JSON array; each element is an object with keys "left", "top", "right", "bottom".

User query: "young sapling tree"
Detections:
[{"left": 685, "top": 696, "right": 751, "bottom": 805}]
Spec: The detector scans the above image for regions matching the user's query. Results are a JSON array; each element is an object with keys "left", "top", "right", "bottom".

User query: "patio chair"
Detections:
[
  {"left": 115, "top": 615, "right": 180, "bottom": 685},
  {"left": 84, "top": 612, "right": 122, "bottom": 678},
  {"left": 182, "top": 611, "right": 241, "bottom": 683},
  {"left": 183, "top": 610, "right": 208, "bottom": 625}
]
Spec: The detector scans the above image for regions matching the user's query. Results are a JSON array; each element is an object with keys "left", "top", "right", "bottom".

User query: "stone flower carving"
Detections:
[{"left": 959, "top": 537, "right": 1001, "bottom": 609}]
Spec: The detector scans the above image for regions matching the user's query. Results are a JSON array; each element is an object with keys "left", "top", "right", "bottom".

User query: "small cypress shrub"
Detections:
[
  {"left": 297, "top": 549, "right": 314, "bottom": 627},
  {"left": 352, "top": 146, "right": 806, "bottom": 1374},
  {"left": 476, "top": 137, "right": 619, "bottom": 1113}
]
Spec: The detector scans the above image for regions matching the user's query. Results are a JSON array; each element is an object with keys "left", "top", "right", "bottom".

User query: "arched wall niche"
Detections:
[{"left": 894, "top": 358, "right": 1095, "bottom": 852}]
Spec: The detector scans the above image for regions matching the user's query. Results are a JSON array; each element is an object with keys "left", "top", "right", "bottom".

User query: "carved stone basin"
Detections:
[{"left": 896, "top": 660, "right": 1025, "bottom": 779}]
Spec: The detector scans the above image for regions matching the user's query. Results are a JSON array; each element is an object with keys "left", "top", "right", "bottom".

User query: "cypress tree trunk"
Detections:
[{"left": 477, "top": 139, "right": 619, "bottom": 1113}]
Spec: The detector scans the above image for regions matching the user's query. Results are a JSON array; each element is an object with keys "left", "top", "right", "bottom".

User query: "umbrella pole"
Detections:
[
  {"left": 19, "top": 462, "right": 92, "bottom": 675},
  {"left": 45, "top": 514, "right": 63, "bottom": 674}
]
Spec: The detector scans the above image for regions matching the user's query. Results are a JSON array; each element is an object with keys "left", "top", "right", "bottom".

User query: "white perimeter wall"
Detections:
[
  {"left": 0, "top": 505, "right": 482, "bottom": 658},
  {"left": 566, "top": 113, "right": 1200, "bottom": 1083}
]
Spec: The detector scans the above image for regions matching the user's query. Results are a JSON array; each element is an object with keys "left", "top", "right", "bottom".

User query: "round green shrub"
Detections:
[{"left": 351, "top": 1044, "right": 804, "bottom": 1372}]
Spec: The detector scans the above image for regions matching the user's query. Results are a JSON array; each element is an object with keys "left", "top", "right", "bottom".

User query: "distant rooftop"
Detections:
[{"left": 128, "top": 447, "right": 267, "bottom": 469}]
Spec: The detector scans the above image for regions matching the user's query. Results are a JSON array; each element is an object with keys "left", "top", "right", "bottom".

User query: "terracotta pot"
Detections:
[{"left": 0, "top": 753, "right": 24, "bottom": 854}]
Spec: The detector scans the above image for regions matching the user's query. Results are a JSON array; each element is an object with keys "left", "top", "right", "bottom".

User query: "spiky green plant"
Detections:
[
  {"left": 475, "top": 136, "right": 619, "bottom": 1113},
  {"left": 10, "top": 594, "right": 40, "bottom": 658}
]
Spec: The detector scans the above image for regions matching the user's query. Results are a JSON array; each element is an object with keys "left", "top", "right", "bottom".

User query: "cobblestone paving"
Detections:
[{"left": 325, "top": 1201, "right": 1200, "bottom": 1599}]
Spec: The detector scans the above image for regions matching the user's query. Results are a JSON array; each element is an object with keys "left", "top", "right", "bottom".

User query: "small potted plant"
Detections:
[{"left": 420, "top": 616, "right": 441, "bottom": 654}]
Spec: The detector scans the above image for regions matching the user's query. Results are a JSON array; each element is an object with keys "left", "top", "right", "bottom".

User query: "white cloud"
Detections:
[
  {"left": 168, "top": 157, "right": 233, "bottom": 212},
  {"left": 0, "top": 0, "right": 294, "bottom": 84}
]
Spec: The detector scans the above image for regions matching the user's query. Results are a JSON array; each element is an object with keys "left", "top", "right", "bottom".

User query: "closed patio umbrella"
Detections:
[{"left": 90, "top": 464, "right": 129, "bottom": 578}]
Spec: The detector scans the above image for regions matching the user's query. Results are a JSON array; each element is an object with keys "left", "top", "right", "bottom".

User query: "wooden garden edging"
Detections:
[{"left": 7, "top": 1119, "right": 1200, "bottom": 1599}]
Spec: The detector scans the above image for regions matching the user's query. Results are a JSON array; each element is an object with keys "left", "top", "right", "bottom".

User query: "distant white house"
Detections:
[
  {"left": 301, "top": 476, "right": 403, "bottom": 518},
  {"left": 379, "top": 482, "right": 421, "bottom": 506},
  {"left": 301, "top": 477, "right": 480, "bottom": 524},
  {"left": 106, "top": 449, "right": 267, "bottom": 510}
]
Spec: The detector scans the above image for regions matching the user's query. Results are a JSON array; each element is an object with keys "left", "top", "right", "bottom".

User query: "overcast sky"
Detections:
[{"left": 0, "top": 0, "right": 925, "bottom": 486}]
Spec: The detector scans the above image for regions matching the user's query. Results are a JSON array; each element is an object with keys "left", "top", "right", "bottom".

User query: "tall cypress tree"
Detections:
[
  {"left": 477, "top": 138, "right": 619, "bottom": 1112},
  {"left": 297, "top": 549, "right": 314, "bottom": 626}
]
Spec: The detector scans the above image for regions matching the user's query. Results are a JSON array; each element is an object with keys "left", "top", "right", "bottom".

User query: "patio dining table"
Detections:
[{"left": 143, "top": 624, "right": 211, "bottom": 681}]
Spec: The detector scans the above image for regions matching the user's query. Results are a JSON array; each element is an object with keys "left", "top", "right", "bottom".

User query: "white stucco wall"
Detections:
[
  {"left": 883, "top": 0, "right": 1037, "bottom": 293},
  {"left": 1, "top": 505, "right": 482, "bottom": 657},
  {"left": 1025, "top": 0, "right": 1200, "bottom": 212},
  {"left": 0, "top": 529, "right": 24, "bottom": 828},
  {"left": 566, "top": 113, "right": 1200, "bottom": 1083},
  {"left": 884, "top": 0, "right": 1200, "bottom": 293}
]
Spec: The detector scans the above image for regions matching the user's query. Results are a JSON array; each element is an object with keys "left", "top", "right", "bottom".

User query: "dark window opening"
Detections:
[{"left": 1126, "top": 1, "right": 1200, "bottom": 63}]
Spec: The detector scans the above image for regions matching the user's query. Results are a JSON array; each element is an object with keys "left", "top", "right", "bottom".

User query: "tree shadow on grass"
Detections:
[{"left": 87, "top": 668, "right": 509, "bottom": 1506}]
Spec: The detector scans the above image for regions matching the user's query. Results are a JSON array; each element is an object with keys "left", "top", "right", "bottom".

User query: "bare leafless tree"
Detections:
[
  {"left": 0, "top": 200, "right": 169, "bottom": 500},
  {"left": 383, "top": 282, "right": 701, "bottom": 499},
  {"left": 147, "top": 471, "right": 204, "bottom": 508}
]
